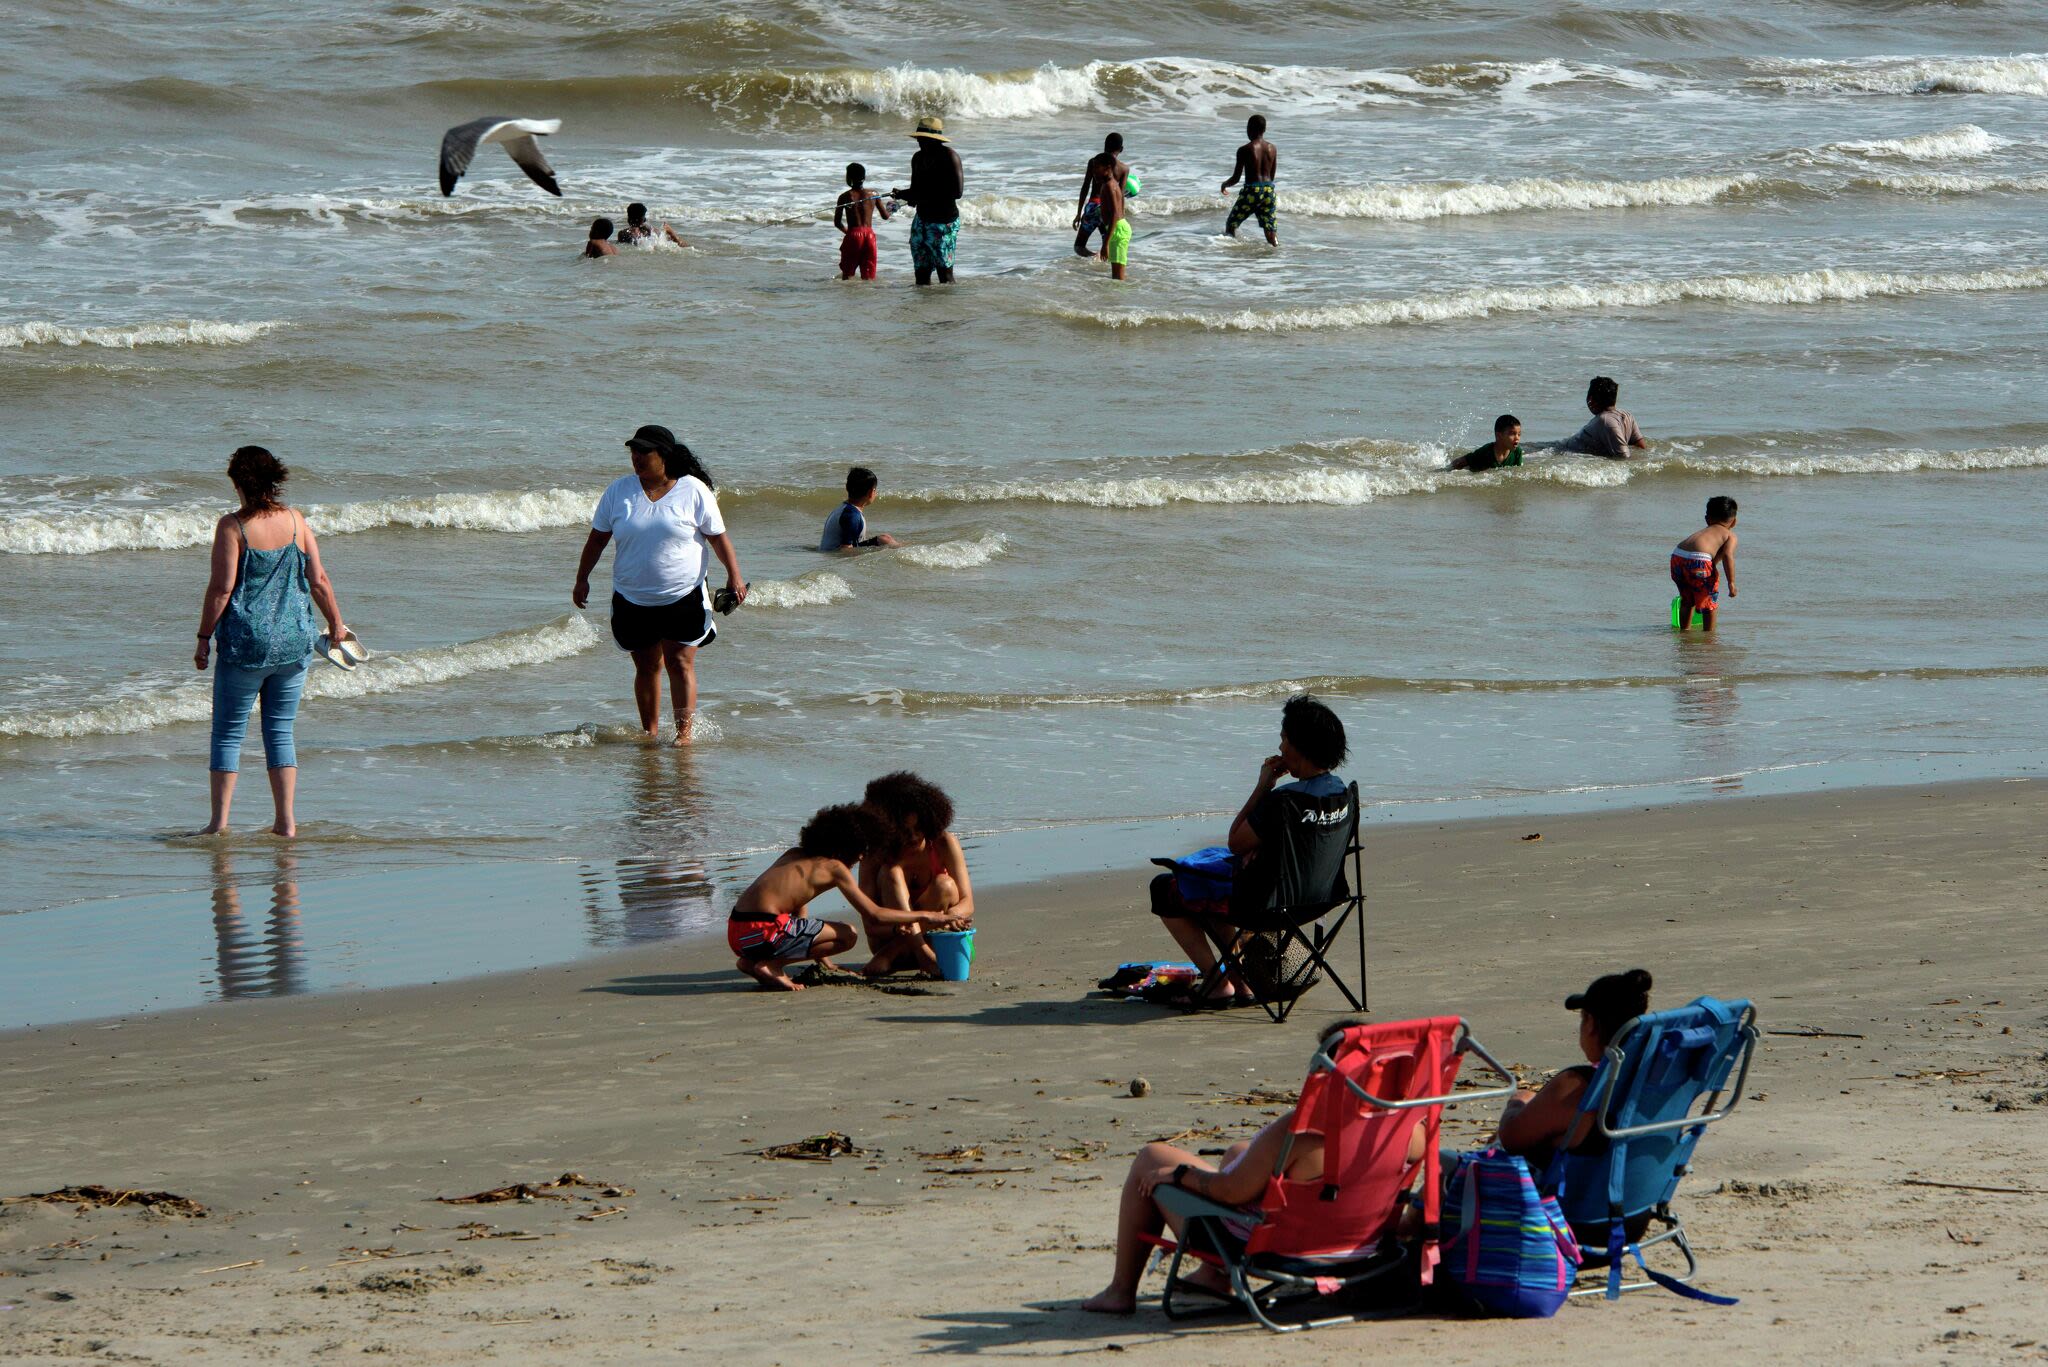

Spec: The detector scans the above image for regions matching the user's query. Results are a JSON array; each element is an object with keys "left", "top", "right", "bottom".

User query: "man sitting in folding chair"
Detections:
[{"left": 1145, "top": 694, "right": 1362, "bottom": 1018}]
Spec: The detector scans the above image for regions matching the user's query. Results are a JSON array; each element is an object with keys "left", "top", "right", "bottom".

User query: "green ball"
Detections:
[{"left": 1124, "top": 174, "right": 1142, "bottom": 198}]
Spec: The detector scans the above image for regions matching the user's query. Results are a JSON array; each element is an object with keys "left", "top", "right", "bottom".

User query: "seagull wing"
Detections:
[
  {"left": 439, "top": 116, "right": 508, "bottom": 196},
  {"left": 499, "top": 133, "right": 562, "bottom": 196}
]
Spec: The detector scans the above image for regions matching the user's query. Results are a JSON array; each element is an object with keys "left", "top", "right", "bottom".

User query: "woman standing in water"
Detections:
[
  {"left": 194, "top": 445, "right": 350, "bottom": 836},
  {"left": 573, "top": 425, "right": 748, "bottom": 744}
]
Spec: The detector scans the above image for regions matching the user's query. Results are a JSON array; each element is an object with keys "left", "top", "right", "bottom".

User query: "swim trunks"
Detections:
[
  {"left": 1226, "top": 181, "right": 1277, "bottom": 237},
  {"left": 909, "top": 215, "right": 958, "bottom": 273},
  {"left": 838, "top": 225, "right": 878, "bottom": 281},
  {"left": 1107, "top": 218, "right": 1131, "bottom": 267},
  {"left": 1670, "top": 549, "right": 1718, "bottom": 617},
  {"left": 728, "top": 915, "right": 827, "bottom": 964}
]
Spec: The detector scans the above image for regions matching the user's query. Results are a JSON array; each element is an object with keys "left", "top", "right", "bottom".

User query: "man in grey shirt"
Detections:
[{"left": 1556, "top": 376, "right": 1649, "bottom": 460}]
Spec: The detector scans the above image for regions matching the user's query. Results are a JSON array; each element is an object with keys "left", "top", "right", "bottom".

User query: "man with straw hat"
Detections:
[{"left": 890, "top": 115, "right": 964, "bottom": 286}]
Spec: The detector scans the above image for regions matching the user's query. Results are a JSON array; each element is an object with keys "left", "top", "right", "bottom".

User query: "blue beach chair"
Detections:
[{"left": 1539, "top": 996, "right": 1760, "bottom": 1303}]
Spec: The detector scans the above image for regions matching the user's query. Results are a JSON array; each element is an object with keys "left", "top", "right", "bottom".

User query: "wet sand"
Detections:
[{"left": 4, "top": 779, "right": 2044, "bottom": 1363}]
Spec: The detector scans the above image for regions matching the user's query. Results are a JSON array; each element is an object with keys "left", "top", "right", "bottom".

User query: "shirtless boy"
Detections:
[
  {"left": 1671, "top": 496, "right": 1738, "bottom": 632},
  {"left": 1073, "top": 133, "right": 1128, "bottom": 261},
  {"left": 1222, "top": 115, "right": 1278, "bottom": 245},
  {"left": 582, "top": 217, "right": 618, "bottom": 258},
  {"left": 835, "top": 163, "right": 892, "bottom": 281},
  {"left": 727, "top": 804, "right": 961, "bottom": 991}
]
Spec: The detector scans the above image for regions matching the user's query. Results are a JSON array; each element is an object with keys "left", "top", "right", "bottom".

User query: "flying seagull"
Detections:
[{"left": 438, "top": 117, "right": 563, "bottom": 197}]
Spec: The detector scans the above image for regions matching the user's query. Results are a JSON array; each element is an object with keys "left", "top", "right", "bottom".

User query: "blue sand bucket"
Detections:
[{"left": 930, "top": 928, "right": 976, "bottom": 981}]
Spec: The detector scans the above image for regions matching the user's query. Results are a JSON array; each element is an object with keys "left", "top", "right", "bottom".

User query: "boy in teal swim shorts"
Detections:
[{"left": 1222, "top": 114, "right": 1278, "bottom": 245}]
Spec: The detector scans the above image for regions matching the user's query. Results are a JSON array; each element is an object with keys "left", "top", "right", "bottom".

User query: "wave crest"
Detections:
[
  {"left": 746, "top": 570, "right": 853, "bottom": 608},
  {"left": 895, "top": 533, "right": 1008, "bottom": 568},
  {"left": 1052, "top": 265, "right": 2048, "bottom": 333},
  {"left": 0, "top": 320, "right": 284, "bottom": 350},
  {"left": 0, "top": 616, "right": 599, "bottom": 740},
  {"left": 1826, "top": 124, "right": 2006, "bottom": 161},
  {"left": 1750, "top": 55, "right": 2048, "bottom": 98},
  {"left": 0, "top": 488, "right": 594, "bottom": 556}
]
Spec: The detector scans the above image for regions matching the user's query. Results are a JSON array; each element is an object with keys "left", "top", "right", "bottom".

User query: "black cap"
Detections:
[
  {"left": 626, "top": 423, "right": 676, "bottom": 453},
  {"left": 1565, "top": 969, "right": 1653, "bottom": 1043}
]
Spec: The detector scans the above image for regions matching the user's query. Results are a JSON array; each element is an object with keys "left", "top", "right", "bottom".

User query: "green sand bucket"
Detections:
[{"left": 929, "top": 928, "right": 976, "bottom": 981}]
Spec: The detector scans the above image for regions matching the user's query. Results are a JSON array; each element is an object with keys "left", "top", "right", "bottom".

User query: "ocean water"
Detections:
[{"left": 4, "top": 0, "right": 2047, "bottom": 1022}]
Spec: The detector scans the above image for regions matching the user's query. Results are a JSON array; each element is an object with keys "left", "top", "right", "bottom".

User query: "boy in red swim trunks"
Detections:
[
  {"left": 835, "top": 163, "right": 892, "bottom": 281},
  {"left": 728, "top": 804, "right": 961, "bottom": 991},
  {"left": 1671, "top": 495, "right": 1738, "bottom": 631}
]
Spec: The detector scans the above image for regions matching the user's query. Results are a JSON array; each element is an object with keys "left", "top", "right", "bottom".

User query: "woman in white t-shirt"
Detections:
[{"left": 572, "top": 425, "right": 748, "bottom": 744}]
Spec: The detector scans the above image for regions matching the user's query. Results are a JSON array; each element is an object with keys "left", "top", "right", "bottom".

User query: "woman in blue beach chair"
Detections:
[{"left": 1495, "top": 969, "right": 1655, "bottom": 1239}]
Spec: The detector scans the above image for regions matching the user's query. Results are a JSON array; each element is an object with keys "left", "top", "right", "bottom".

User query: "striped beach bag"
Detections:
[{"left": 1441, "top": 1148, "right": 1581, "bottom": 1317}]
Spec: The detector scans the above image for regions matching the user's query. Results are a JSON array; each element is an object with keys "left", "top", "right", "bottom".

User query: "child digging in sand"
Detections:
[
  {"left": 1672, "top": 495, "right": 1738, "bottom": 631},
  {"left": 727, "top": 804, "right": 964, "bottom": 991}
]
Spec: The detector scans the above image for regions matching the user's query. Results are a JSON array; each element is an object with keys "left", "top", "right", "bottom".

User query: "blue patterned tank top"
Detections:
[{"left": 215, "top": 511, "right": 317, "bottom": 670}]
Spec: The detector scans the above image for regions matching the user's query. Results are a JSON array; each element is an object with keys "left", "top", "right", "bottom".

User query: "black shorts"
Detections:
[{"left": 610, "top": 587, "right": 716, "bottom": 653}]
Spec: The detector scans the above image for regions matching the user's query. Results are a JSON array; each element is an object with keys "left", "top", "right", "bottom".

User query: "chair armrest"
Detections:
[{"left": 1156, "top": 1183, "right": 1260, "bottom": 1227}]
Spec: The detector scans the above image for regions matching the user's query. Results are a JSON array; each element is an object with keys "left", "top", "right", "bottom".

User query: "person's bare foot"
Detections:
[
  {"left": 1079, "top": 1288, "right": 1136, "bottom": 1315},
  {"left": 271, "top": 823, "right": 296, "bottom": 838},
  {"left": 737, "top": 958, "right": 801, "bottom": 991},
  {"left": 196, "top": 822, "right": 227, "bottom": 836},
  {"left": 670, "top": 722, "right": 693, "bottom": 747},
  {"left": 1183, "top": 1265, "right": 1232, "bottom": 1298}
]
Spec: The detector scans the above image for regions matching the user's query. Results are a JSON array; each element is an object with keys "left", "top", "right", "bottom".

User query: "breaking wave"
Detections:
[
  {"left": 1854, "top": 172, "right": 2048, "bottom": 196},
  {"left": 895, "top": 533, "right": 1008, "bottom": 569},
  {"left": 746, "top": 570, "right": 855, "bottom": 608},
  {"left": 0, "top": 320, "right": 285, "bottom": 350},
  {"left": 0, "top": 488, "right": 594, "bottom": 555},
  {"left": 0, "top": 616, "right": 599, "bottom": 740},
  {"left": 1051, "top": 265, "right": 2048, "bottom": 333},
  {"left": 1824, "top": 123, "right": 2006, "bottom": 161},
  {"left": 404, "top": 56, "right": 1661, "bottom": 124},
  {"left": 963, "top": 173, "right": 1759, "bottom": 228},
  {"left": 1748, "top": 54, "right": 2048, "bottom": 98}
]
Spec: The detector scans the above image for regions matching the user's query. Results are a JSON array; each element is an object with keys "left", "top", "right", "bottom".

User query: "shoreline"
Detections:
[
  {"left": 3, "top": 766, "right": 2041, "bottom": 1034},
  {"left": 5, "top": 776, "right": 2043, "bottom": 1362}
]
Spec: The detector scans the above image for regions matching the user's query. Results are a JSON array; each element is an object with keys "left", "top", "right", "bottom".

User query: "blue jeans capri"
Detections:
[{"left": 210, "top": 660, "right": 310, "bottom": 772}]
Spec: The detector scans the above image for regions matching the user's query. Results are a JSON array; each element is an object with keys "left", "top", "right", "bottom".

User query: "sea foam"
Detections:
[
  {"left": 961, "top": 173, "right": 1756, "bottom": 228},
  {"left": 1750, "top": 55, "right": 2048, "bottom": 98},
  {"left": 1052, "top": 265, "right": 2048, "bottom": 333},
  {"left": 746, "top": 571, "right": 855, "bottom": 608},
  {"left": 895, "top": 532, "right": 1008, "bottom": 568},
  {"left": 0, "top": 320, "right": 284, "bottom": 349},
  {"left": 1825, "top": 124, "right": 2006, "bottom": 161},
  {"left": 0, "top": 616, "right": 599, "bottom": 739},
  {"left": 0, "top": 488, "right": 595, "bottom": 555}
]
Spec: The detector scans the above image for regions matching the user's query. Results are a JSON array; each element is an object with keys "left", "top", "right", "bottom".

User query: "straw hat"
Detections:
[{"left": 910, "top": 115, "right": 950, "bottom": 142}]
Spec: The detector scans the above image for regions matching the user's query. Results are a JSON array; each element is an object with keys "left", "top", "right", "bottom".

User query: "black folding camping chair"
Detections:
[{"left": 1179, "top": 779, "right": 1366, "bottom": 1023}]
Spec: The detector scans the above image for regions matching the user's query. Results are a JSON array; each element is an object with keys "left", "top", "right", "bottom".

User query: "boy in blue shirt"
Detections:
[{"left": 821, "top": 466, "right": 901, "bottom": 552}]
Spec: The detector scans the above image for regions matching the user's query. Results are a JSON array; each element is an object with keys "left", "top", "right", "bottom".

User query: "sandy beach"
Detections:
[{"left": 3, "top": 778, "right": 2043, "bottom": 1363}]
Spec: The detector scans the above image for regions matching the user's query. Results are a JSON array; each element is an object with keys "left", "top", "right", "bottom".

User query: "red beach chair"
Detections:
[{"left": 1147, "top": 1016, "right": 1518, "bottom": 1332}]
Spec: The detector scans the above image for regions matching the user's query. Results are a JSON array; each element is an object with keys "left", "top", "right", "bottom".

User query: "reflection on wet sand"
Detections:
[
  {"left": 1673, "top": 633, "right": 1745, "bottom": 794},
  {"left": 578, "top": 747, "right": 717, "bottom": 946},
  {"left": 209, "top": 844, "right": 306, "bottom": 1000}
]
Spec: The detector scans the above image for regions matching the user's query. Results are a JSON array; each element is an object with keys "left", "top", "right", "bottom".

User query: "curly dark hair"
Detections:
[
  {"left": 796, "top": 803, "right": 880, "bottom": 865},
  {"left": 862, "top": 771, "right": 955, "bottom": 849},
  {"left": 627, "top": 424, "right": 716, "bottom": 490},
  {"left": 227, "top": 445, "right": 288, "bottom": 510}
]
